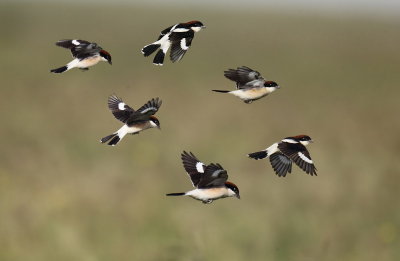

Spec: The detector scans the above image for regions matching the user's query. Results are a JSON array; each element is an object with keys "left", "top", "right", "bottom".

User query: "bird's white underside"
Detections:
[
  {"left": 229, "top": 88, "right": 275, "bottom": 100},
  {"left": 67, "top": 55, "right": 103, "bottom": 70},
  {"left": 186, "top": 187, "right": 235, "bottom": 201}
]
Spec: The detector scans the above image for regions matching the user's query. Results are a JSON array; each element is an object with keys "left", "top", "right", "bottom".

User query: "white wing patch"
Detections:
[
  {"left": 140, "top": 107, "right": 154, "bottom": 114},
  {"left": 180, "top": 38, "right": 189, "bottom": 50},
  {"left": 211, "top": 170, "right": 222, "bottom": 178},
  {"left": 118, "top": 102, "right": 126, "bottom": 110},
  {"left": 282, "top": 139, "right": 298, "bottom": 144},
  {"left": 172, "top": 28, "right": 190, "bottom": 33},
  {"left": 196, "top": 162, "right": 205, "bottom": 173},
  {"left": 72, "top": 39, "right": 80, "bottom": 45},
  {"left": 298, "top": 152, "right": 313, "bottom": 164}
]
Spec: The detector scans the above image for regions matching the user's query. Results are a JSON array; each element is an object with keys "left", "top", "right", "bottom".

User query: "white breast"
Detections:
[
  {"left": 187, "top": 188, "right": 231, "bottom": 201},
  {"left": 230, "top": 88, "right": 270, "bottom": 100},
  {"left": 77, "top": 55, "right": 102, "bottom": 68}
]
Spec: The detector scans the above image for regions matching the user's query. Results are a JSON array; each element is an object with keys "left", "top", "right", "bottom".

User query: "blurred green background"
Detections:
[{"left": 0, "top": 1, "right": 399, "bottom": 260}]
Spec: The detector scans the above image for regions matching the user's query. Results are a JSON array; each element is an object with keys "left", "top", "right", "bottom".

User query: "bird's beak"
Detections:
[
  {"left": 236, "top": 194, "right": 241, "bottom": 199},
  {"left": 157, "top": 126, "right": 161, "bottom": 130},
  {"left": 108, "top": 60, "right": 112, "bottom": 65},
  {"left": 276, "top": 85, "right": 281, "bottom": 89},
  {"left": 309, "top": 140, "right": 314, "bottom": 143},
  {"left": 202, "top": 25, "right": 206, "bottom": 29}
]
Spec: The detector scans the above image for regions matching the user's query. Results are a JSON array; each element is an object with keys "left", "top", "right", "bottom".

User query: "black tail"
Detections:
[
  {"left": 212, "top": 90, "right": 230, "bottom": 93},
  {"left": 50, "top": 66, "right": 68, "bottom": 73},
  {"left": 142, "top": 43, "right": 160, "bottom": 57},
  {"left": 248, "top": 151, "right": 268, "bottom": 160},
  {"left": 100, "top": 133, "right": 120, "bottom": 146},
  {"left": 166, "top": 192, "right": 186, "bottom": 196},
  {"left": 153, "top": 49, "right": 165, "bottom": 65}
]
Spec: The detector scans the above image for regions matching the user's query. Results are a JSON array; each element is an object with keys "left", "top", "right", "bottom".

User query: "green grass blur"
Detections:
[{"left": 0, "top": 2, "right": 399, "bottom": 260}]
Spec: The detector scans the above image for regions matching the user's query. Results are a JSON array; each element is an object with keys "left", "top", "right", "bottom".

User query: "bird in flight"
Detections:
[
  {"left": 50, "top": 39, "right": 111, "bottom": 73},
  {"left": 248, "top": 135, "right": 317, "bottom": 177},
  {"left": 141, "top": 20, "right": 205, "bottom": 66},
  {"left": 167, "top": 151, "right": 240, "bottom": 204},
  {"left": 213, "top": 66, "right": 280, "bottom": 103},
  {"left": 100, "top": 95, "right": 161, "bottom": 146}
]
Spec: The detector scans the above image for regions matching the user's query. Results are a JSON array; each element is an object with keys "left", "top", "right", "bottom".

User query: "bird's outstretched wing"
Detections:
[
  {"left": 107, "top": 95, "right": 135, "bottom": 123},
  {"left": 278, "top": 142, "right": 317, "bottom": 176},
  {"left": 56, "top": 39, "right": 102, "bottom": 59},
  {"left": 181, "top": 151, "right": 205, "bottom": 187},
  {"left": 127, "top": 98, "right": 162, "bottom": 124},
  {"left": 198, "top": 163, "right": 228, "bottom": 188},
  {"left": 157, "top": 25, "right": 174, "bottom": 40},
  {"left": 224, "top": 66, "right": 264, "bottom": 89},
  {"left": 269, "top": 152, "right": 293, "bottom": 177},
  {"left": 170, "top": 31, "right": 194, "bottom": 62}
]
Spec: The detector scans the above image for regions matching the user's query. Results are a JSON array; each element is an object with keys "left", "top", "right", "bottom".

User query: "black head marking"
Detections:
[
  {"left": 150, "top": 116, "right": 160, "bottom": 128},
  {"left": 186, "top": 20, "right": 204, "bottom": 28},
  {"left": 225, "top": 182, "right": 240, "bottom": 197},
  {"left": 264, "top": 81, "right": 278, "bottom": 87},
  {"left": 291, "top": 135, "right": 312, "bottom": 141},
  {"left": 100, "top": 50, "right": 112, "bottom": 64}
]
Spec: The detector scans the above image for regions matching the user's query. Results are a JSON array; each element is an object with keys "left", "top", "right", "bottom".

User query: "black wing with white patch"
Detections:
[
  {"left": 56, "top": 39, "right": 102, "bottom": 59},
  {"left": 224, "top": 66, "right": 263, "bottom": 88},
  {"left": 136, "top": 97, "right": 162, "bottom": 116},
  {"left": 107, "top": 95, "right": 135, "bottom": 123},
  {"left": 126, "top": 98, "right": 162, "bottom": 125},
  {"left": 55, "top": 39, "right": 91, "bottom": 49},
  {"left": 198, "top": 163, "right": 228, "bottom": 188},
  {"left": 269, "top": 152, "right": 293, "bottom": 177},
  {"left": 181, "top": 151, "right": 205, "bottom": 187},
  {"left": 170, "top": 32, "right": 194, "bottom": 62},
  {"left": 278, "top": 142, "right": 317, "bottom": 176}
]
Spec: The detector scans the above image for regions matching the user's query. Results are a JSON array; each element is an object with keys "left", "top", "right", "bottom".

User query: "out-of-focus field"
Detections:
[{"left": 0, "top": 2, "right": 399, "bottom": 261}]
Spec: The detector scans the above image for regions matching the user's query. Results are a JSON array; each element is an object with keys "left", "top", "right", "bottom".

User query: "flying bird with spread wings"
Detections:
[
  {"left": 50, "top": 39, "right": 111, "bottom": 73},
  {"left": 100, "top": 95, "right": 162, "bottom": 146}
]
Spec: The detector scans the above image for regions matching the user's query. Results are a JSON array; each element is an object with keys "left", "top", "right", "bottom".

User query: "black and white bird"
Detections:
[
  {"left": 51, "top": 39, "right": 112, "bottom": 73},
  {"left": 141, "top": 20, "right": 205, "bottom": 66},
  {"left": 248, "top": 135, "right": 317, "bottom": 177},
  {"left": 166, "top": 151, "right": 240, "bottom": 204},
  {"left": 100, "top": 95, "right": 161, "bottom": 146},
  {"left": 213, "top": 66, "right": 280, "bottom": 104}
]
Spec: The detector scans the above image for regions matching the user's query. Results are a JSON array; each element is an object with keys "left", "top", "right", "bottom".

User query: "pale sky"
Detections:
[{"left": 8, "top": 0, "right": 400, "bottom": 15}]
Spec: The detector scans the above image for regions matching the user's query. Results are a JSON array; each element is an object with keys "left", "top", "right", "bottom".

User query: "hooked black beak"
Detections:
[
  {"left": 108, "top": 60, "right": 112, "bottom": 65},
  {"left": 236, "top": 194, "right": 241, "bottom": 199}
]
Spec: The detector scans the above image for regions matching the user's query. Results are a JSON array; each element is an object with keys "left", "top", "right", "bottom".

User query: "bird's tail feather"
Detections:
[
  {"left": 100, "top": 133, "right": 122, "bottom": 146},
  {"left": 142, "top": 43, "right": 160, "bottom": 57},
  {"left": 248, "top": 151, "right": 268, "bottom": 160},
  {"left": 50, "top": 66, "right": 68, "bottom": 73},
  {"left": 107, "top": 135, "right": 121, "bottom": 146},
  {"left": 166, "top": 192, "right": 186, "bottom": 196},
  {"left": 212, "top": 90, "right": 230, "bottom": 93},
  {"left": 153, "top": 49, "right": 165, "bottom": 65},
  {"left": 100, "top": 133, "right": 117, "bottom": 144}
]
